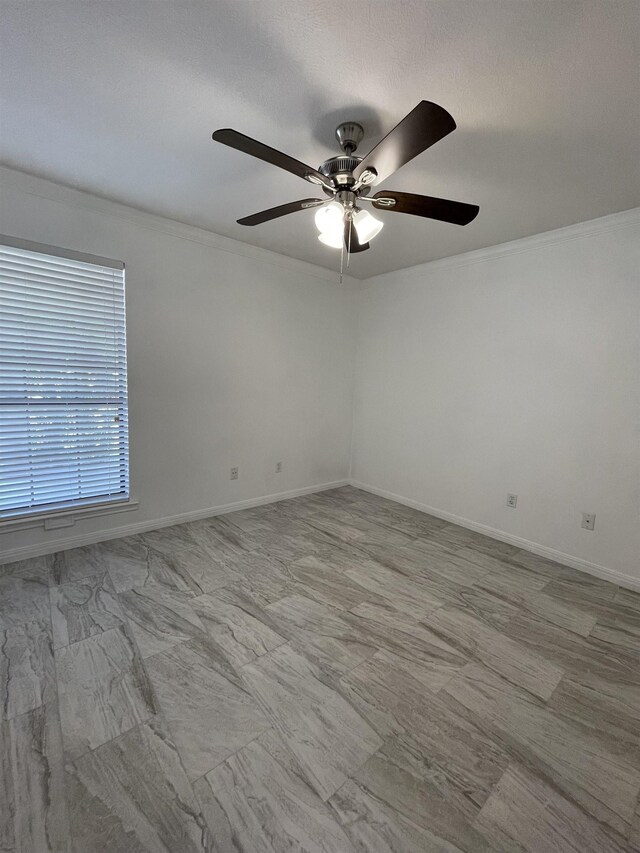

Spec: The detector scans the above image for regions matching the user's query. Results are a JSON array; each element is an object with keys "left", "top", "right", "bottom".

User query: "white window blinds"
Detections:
[{"left": 0, "top": 237, "right": 129, "bottom": 517}]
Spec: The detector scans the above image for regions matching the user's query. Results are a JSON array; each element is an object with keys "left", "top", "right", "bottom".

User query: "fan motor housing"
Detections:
[
  {"left": 317, "top": 121, "right": 369, "bottom": 189},
  {"left": 318, "top": 155, "right": 362, "bottom": 187}
]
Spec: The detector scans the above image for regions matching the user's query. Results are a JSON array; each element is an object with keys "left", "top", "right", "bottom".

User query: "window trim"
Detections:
[
  {"left": 0, "top": 234, "right": 125, "bottom": 271},
  {"left": 0, "top": 496, "right": 139, "bottom": 533},
  {"left": 0, "top": 235, "right": 134, "bottom": 528},
  {"left": 0, "top": 498, "right": 140, "bottom": 535}
]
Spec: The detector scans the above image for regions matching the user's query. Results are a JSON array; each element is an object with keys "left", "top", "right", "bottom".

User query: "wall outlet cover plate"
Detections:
[{"left": 581, "top": 512, "right": 596, "bottom": 530}]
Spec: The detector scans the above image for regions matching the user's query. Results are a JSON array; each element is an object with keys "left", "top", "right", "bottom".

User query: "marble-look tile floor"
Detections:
[{"left": 2, "top": 486, "right": 640, "bottom": 852}]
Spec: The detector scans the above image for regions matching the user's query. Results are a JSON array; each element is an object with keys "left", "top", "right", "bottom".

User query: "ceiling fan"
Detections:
[{"left": 212, "top": 101, "right": 479, "bottom": 259}]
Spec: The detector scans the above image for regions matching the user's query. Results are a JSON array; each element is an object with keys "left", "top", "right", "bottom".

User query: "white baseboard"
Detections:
[
  {"left": 0, "top": 479, "right": 349, "bottom": 566},
  {"left": 350, "top": 480, "right": 640, "bottom": 594},
  {"left": 5, "top": 476, "right": 638, "bottom": 595}
]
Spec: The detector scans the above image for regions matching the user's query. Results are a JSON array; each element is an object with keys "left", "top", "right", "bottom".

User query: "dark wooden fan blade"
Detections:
[
  {"left": 353, "top": 102, "right": 456, "bottom": 186},
  {"left": 344, "top": 220, "right": 370, "bottom": 253},
  {"left": 372, "top": 191, "right": 479, "bottom": 225},
  {"left": 237, "top": 199, "right": 324, "bottom": 226},
  {"left": 212, "top": 129, "right": 332, "bottom": 190}
]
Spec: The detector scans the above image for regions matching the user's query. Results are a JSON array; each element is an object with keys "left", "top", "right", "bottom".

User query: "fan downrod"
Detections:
[{"left": 335, "top": 122, "right": 364, "bottom": 155}]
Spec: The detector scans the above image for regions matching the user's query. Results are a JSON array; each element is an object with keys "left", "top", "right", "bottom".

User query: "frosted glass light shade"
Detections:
[
  {"left": 318, "top": 231, "right": 343, "bottom": 249},
  {"left": 315, "top": 201, "right": 343, "bottom": 235},
  {"left": 353, "top": 208, "right": 384, "bottom": 243}
]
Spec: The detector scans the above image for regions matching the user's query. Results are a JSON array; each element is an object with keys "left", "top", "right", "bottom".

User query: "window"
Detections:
[{"left": 0, "top": 237, "right": 130, "bottom": 520}]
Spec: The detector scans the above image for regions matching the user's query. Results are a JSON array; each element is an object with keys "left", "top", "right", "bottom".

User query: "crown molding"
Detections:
[
  {"left": 3, "top": 165, "right": 635, "bottom": 286},
  {"left": 364, "top": 206, "right": 640, "bottom": 285},
  {"left": 0, "top": 165, "right": 358, "bottom": 287}
]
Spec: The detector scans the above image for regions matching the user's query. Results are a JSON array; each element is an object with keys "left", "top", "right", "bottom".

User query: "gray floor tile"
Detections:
[
  {"left": 329, "top": 777, "right": 468, "bottom": 853},
  {"left": 405, "top": 539, "right": 492, "bottom": 586},
  {"left": 455, "top": 582, "right": 522, "bottom": 630},
  {"left": 589, "top": 601, "right": 640, "bottom": 653},
  {"left": 426, "top": 605, "right": 564, "bottom": 700},
  {"left": 50, "top": 571, "right": 125, "bottom": 648},
  {"left": 222, "top": 551, "right": 292, "bottom": 605},
  {"left": 186, "top": 517, "right": 259, "bottom": 562},
  {"left": 544, "top": 574, "right": 619, "bottom": 610},
  {"left": 193, "top": 728, "right": 355, "bottom": 852},
  {"left": 472, "top": 565, "right": 549, "bottom": 601},
  {"left": 344, "top": 559, "right": 445, "bottom": 619},
  {"left": 1, "top": 701, "right": 70, "bottom": 853},
  {"left": 1, "top": 619, "right": 56, "bottom": 719},
  {"left": 265, "top": 594, "right": 377, "bottom": 684},
  {"left": 443, "top": 662, "right": 640, "bottom": 837},
  {"left": 547, "top": 676, "right": 640, "bottom": 765},
  {"left": 507, "top": 548, "right": 588, "bottom": 582},
  {"left": 306, "top": 509, "right": 415, "bottom": 550},
  {"left": 64, "top": 714, "right": 208, "bottom": 853},
  {"left": 338, "top": 736, "right": 497, "bottom": 851},
  {"left": 223, "top": 503, "right": 278, "bottom": 532},
  {"left": 632, "top": 800, "right": 640, "bottom": 851},
  {"left": 0, "top": 553, "right": 53, "bottom": 583},
  {"left": 0, "top": 567, "right": 51, "bottom": 628},
  {"left": 191, "top": 514, "right": 259, "bottom": 554},
  {"left": 339, "top": 652, "right": 509, "bottom": 810},
  {"left": 243, "top": 643, "right": 382, "bottom": 800},
  {"left": 355, "top": 503, "right": 449, "bottom": 541},
  {"left": 287, "top": 552, "right": 388, "bottom": 612},
  {"left": 504, "top": 609, "right": 640, "bottom": 708},
  {"left": 347, "top": 600, "right": 469, "bottom": 677},
  {"left": 191, "top": 587, "right": 286, "bottom": 668},
  {"left": 118, "top": 583, "right": 206, "bottom": 658},
  {"left": 519, "top": 589, "right": 598, "bottom": 637},
  {"left": 140, "top": 523, "right": 199, "bottom": 555},
  {"left": 474, "top": 763, "right": 632, "bottom": 853},
  {"left": 56, "top": 625, "right": 157, "bottom": 758},
  {"left": 2, "top": 486, "right": 639, "bottom": 850},
  {"left": 144, "top": 634, "right": 268, "bottom": 781},
  {"left": 111, "top": 543, "right": 226, "bottom": 597},
  {"left": 365, "top": 645, "right": 463, "bottom": 695},
  {"left": 54, "top": 536, "right": 148, "bottom": 589},
  {"left": 436, "top": 524, "right": 520, "bottom": 560},
  {"left": 258, "top": 530, "right": 337, "bottom": 564},
  {"left": 616, "top": 587, "right": 640, "bottom": 613}
]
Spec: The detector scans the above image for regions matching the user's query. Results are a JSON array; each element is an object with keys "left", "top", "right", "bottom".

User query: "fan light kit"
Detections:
[
  {"left": 212, "top": 101, "right": 479, "bottom": 276},
  {"left": 314, "top": 201, "right": 383, "bottom": 248}
]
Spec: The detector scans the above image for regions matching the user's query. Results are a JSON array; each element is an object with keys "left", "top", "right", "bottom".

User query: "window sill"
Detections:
[{"left": 0, "top": 498, "right": 140, "bottom": 534}]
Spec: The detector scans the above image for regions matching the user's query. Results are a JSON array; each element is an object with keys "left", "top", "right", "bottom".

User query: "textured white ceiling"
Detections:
[{"left": 1, "top": 1, "right": 638, "bottom": 278}]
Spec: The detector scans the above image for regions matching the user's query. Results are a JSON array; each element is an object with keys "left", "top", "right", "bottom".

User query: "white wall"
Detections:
[
  {"left": 351, "top": 210, "right": 640, "bottom": 587},
  {"left": 0, "top": 168, "right": 356, "bottom": 561},
  {"left": 2, "top": 166, "right": 638, "bottom": 590}
]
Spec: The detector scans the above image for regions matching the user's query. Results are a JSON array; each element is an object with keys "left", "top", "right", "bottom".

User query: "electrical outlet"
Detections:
[
  {"left": 506, "top": 493, "right": 518, "bottom": 509},
  {"left": 581, "top": 512, "right": 596, "bottom": 531},
  {"left": 275, "top": 461, "right": 282, "bottom": 473},
  {"left": 230, "top": 467, "right": 238, "bottom": 480}
]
